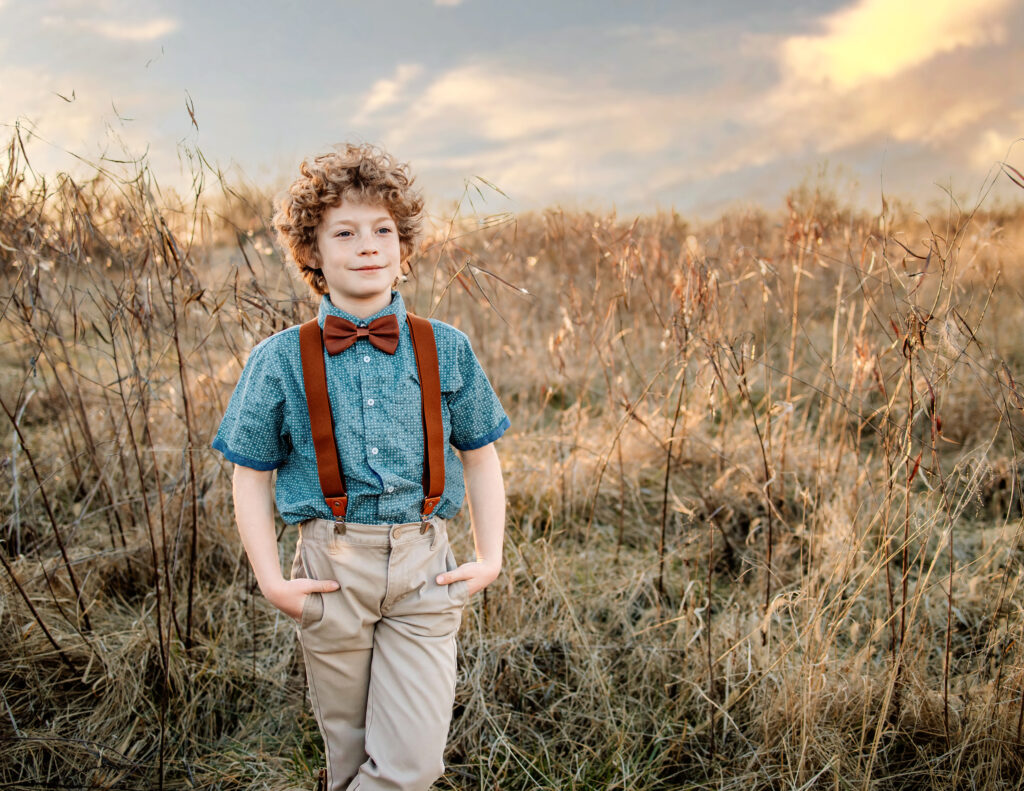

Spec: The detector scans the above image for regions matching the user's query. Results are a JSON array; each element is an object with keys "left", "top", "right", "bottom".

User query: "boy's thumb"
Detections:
[{"left": 319, "top": 580, "right": 340, "bottom": 591}]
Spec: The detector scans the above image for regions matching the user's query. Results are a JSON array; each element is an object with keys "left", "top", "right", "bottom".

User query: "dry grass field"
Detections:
[{"left": 2, "top": 136, "right": 1024, "bottom": 790}]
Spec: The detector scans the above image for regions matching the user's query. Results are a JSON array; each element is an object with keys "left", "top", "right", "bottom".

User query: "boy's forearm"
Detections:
[
  {"left": 459, "top": 443, "right": 505, "bottom": 571},
  {"left": 232, "top": 466, "right": 285, "bottom": 594}
]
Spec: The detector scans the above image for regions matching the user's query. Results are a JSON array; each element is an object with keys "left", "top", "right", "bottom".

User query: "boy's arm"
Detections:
[
  {"left": 232, "top": 465, "right": 339, "bottom": 619},
  {"left": 435, "top": 442, "right": 505, "bottom": 596}
]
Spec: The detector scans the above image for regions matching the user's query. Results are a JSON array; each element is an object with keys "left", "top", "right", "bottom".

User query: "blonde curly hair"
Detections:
[{"left": 273, "top": 143, "right": 425, "bottom": 297}]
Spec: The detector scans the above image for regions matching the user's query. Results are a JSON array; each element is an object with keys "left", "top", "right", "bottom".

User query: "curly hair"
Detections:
[{"left": 273, "top": 143, "right": 425, "bottom": 297}]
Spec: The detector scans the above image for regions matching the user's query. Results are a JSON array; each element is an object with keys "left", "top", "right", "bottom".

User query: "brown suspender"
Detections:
[
  {"left": 406, "top": 313, "right": 445, "bottom": 518},
  {"left": 299, "top": 320, "right": 348, "bottom": 519},
  {"left": 298, "top": 313, "right": 445, "bottom": 523}
]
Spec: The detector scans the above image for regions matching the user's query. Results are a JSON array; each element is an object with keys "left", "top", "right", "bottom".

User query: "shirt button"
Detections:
[
  {"left": 367, "top": 398, "right": 375, "bottom": 406},
  {"left": 386, "top": 486, "right": 395, "bottom": 493},
  {"left": 363, "top": 355, "right": 371, "bottom": 363},
  {"left": 371, "top": 447, "right": 379, "bottom": 455}
]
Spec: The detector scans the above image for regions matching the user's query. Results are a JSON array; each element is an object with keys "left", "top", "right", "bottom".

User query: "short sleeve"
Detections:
[
  {"left": 446, "top": 329, "right": 510, "bottom": 451},
  {"left": 211, "top": 341, "right": 289, "bottom": 470}
]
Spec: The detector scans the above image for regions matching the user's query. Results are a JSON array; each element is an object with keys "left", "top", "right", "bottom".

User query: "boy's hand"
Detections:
[
  {"left": 264, "top": 577, "right": 340, "bottom": 621},
  {"left": 436, "top": 560, "right": 501, "bottom": 597}
]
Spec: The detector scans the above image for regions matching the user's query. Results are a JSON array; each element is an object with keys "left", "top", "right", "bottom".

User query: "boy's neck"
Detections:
[{"left": 327, "top": 289, "right": 393, "bottom": 320}]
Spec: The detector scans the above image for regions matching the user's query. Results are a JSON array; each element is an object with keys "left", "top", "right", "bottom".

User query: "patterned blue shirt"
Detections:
[{"left": 211, "top": 291, "right": 510, "bottom": 525}]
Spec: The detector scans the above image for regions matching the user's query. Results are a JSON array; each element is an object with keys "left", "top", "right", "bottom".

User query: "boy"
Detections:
[{"left": 211, "top": 143, "right": 509, "bottom": 791}]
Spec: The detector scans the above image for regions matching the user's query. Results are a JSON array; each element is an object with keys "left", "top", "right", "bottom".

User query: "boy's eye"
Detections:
[
  {"left": 335, "top": 230, "right": 353, "bottom": 237},
  {"left": 377, "top": 227, "right": 393, "bottom": 234}
]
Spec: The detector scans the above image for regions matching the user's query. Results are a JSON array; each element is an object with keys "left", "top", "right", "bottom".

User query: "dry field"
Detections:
[{"left": 2, "top": 137, "right": 1024, "bottom": 790}]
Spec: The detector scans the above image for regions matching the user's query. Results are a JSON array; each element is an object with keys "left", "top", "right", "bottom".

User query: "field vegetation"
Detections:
[{"left": 2, "top": 134, "right": 1024, "bottom": 789}]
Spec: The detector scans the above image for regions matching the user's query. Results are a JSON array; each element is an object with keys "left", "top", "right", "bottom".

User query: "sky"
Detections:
[{"left": 1, "top": 0, "right": 1022, "bottom": 218}]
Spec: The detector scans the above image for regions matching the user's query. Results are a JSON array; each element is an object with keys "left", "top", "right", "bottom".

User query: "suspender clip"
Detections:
[
  {"left": 327, "top": 496, "right": 347, "bottom": 535},
  {"left": 421, "top": 496, "right": 441, "bottom": 517}
]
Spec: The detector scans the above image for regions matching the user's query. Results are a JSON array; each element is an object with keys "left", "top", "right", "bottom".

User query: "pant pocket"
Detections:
[
  {"left": 295, "top": 540, "right": 327, "bottom": 629},
  {"left": 444, "top": 545, "right": 470, "bottom": 606},
  {"left": 299, "top": 590, "right": 324, "bottom": 628}
]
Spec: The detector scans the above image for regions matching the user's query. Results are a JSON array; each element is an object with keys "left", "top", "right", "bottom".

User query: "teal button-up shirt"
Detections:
[{"left": 211, "top": 291, "right": 510, "bottom": 525}]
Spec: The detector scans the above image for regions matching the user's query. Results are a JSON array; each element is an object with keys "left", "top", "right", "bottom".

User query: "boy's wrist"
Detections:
[
  {"left": 258, "top": 574, "right": 288, "bottom": 599},
  {"left": 476, "top": 557, "right": 502, "bottom": 574}
]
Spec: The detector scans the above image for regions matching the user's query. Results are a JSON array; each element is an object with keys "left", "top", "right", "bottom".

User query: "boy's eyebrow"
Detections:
[{"left": 326, "top": 215, "right": 395, "bottom": 227}]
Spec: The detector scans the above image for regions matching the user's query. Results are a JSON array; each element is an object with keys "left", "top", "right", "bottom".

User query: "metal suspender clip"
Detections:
[
  {"left": 328, "top": 496, "right": 347, "bottom": 535},
  {"left": 420, "top": 495, "right": 441, "bottom": 533}
]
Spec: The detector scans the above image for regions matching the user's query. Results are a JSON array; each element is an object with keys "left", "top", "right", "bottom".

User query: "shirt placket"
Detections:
[{"left": 357, "top": 341, "right": 383, "bottom": 521}]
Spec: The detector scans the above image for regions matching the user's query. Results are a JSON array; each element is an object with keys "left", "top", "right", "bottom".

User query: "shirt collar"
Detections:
[{"left": 317, "top": 290, "right": 407, "bottom": 329}]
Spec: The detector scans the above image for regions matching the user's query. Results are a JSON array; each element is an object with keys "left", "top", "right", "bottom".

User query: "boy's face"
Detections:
[{"left": 315, "top": 199, "right": 402, "bottom": 315}]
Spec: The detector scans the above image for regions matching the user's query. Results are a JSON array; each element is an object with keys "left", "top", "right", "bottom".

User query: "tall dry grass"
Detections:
[{"left": 2, "top": 132, "right": 1024, "bottom": 790}]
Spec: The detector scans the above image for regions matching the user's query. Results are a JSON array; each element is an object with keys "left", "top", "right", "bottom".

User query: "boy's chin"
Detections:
[{"left": 328, "top": 286, "right": 395, "bottom": 305}]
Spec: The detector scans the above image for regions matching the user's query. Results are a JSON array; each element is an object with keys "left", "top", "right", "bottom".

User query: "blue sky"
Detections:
[{"left": 1, "top": 0, "right": 1022, "bottom": 217}]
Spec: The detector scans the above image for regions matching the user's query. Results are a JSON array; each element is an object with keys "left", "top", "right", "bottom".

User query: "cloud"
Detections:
[
  {"left": 362, "top": 62, "right": 706, "bottom": 206},
  {"left": 0, "top": 66, "right": 94, "bottom": 146},
  {"left": 352, "top": 63, "right": 424, "bottom": 124},
  {"left": 389, "top": 64, "right": 690, "bottom": 152},
  {"left": 968, "top": 116, "right": 1024, "bottom": 170},
  {"left": 434, "top": 0, "right": 464, "bottom": 6},
  {"left": 694, "top": 0, "right": 1024, "bottom": 189},
  {"left": 0, "top": 62, "right": 186, "bottom": 190},
  {"left": 351, "top": 28, "right": 1022, "bottom": 213},
  {"left": 42, "top": 13, "right": 178, "bottom": 42},
  {"left": 780, "top": 0, "right": 1014, "bottom": 91},
  {"left": 80, "top": 16, "right": 178, "bottom": 41}
]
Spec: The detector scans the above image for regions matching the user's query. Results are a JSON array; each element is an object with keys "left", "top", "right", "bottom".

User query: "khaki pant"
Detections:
[{"left": 290, "top": 517, "right": 469, "bottom": 791}]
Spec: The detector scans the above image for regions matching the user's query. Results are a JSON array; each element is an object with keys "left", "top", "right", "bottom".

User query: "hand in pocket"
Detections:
[{"left": 266, "top": 577, "right": 339, "bottom": 620}]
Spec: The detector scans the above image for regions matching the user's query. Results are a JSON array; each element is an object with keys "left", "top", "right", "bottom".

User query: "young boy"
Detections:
[{"left": 211, "top": 143, "right": 509, "bottom": 791}]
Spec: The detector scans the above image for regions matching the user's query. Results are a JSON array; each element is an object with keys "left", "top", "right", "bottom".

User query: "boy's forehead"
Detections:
[{"left": 321, "top": 200, "right": 395, "bottom": 226}]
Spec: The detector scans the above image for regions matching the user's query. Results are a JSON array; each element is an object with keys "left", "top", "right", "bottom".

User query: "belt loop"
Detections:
[{"left": 429, "top": 519, "right": 440, "bottom": 550}]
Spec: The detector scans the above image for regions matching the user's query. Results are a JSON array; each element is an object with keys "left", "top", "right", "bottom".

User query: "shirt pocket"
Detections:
[
  {"left": 400, "top": 370, "right": 455, "bottom": 443},
  {"left": 383, "top": 373, "right": 429, "bottom": 440},
  {"left": 397, "top": 370, "right": 426, "bottom": 406},
  {"left": 407, "top": 366, "right": 462, "bottom": 396}
]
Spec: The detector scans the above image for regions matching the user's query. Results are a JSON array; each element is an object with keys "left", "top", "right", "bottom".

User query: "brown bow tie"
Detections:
[{"left": 323, "top": 314, "right": 400, "bottom": 355}]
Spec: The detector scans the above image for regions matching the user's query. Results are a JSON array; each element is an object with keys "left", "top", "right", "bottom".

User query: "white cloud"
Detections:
[
  {"left": 365, "top": 63, "right": 704, "bottom": 205},
  {"left": 389, "top": 64, "right": 688, "bottom": 152},
  {"left": 352, "top": 63, "right": 424, "bottom": 124},
  {"left": 42, "top": 13, "right": 178, "bottom": 42},
  {"left": 434, "top": 0, "right": 464, "bottom": 6},
  {"left": 968, "top": 117, "right": 1024, "bottom": 170},
  {"left": 81, "top": 16, "right": 178, "bottom": 41}
]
